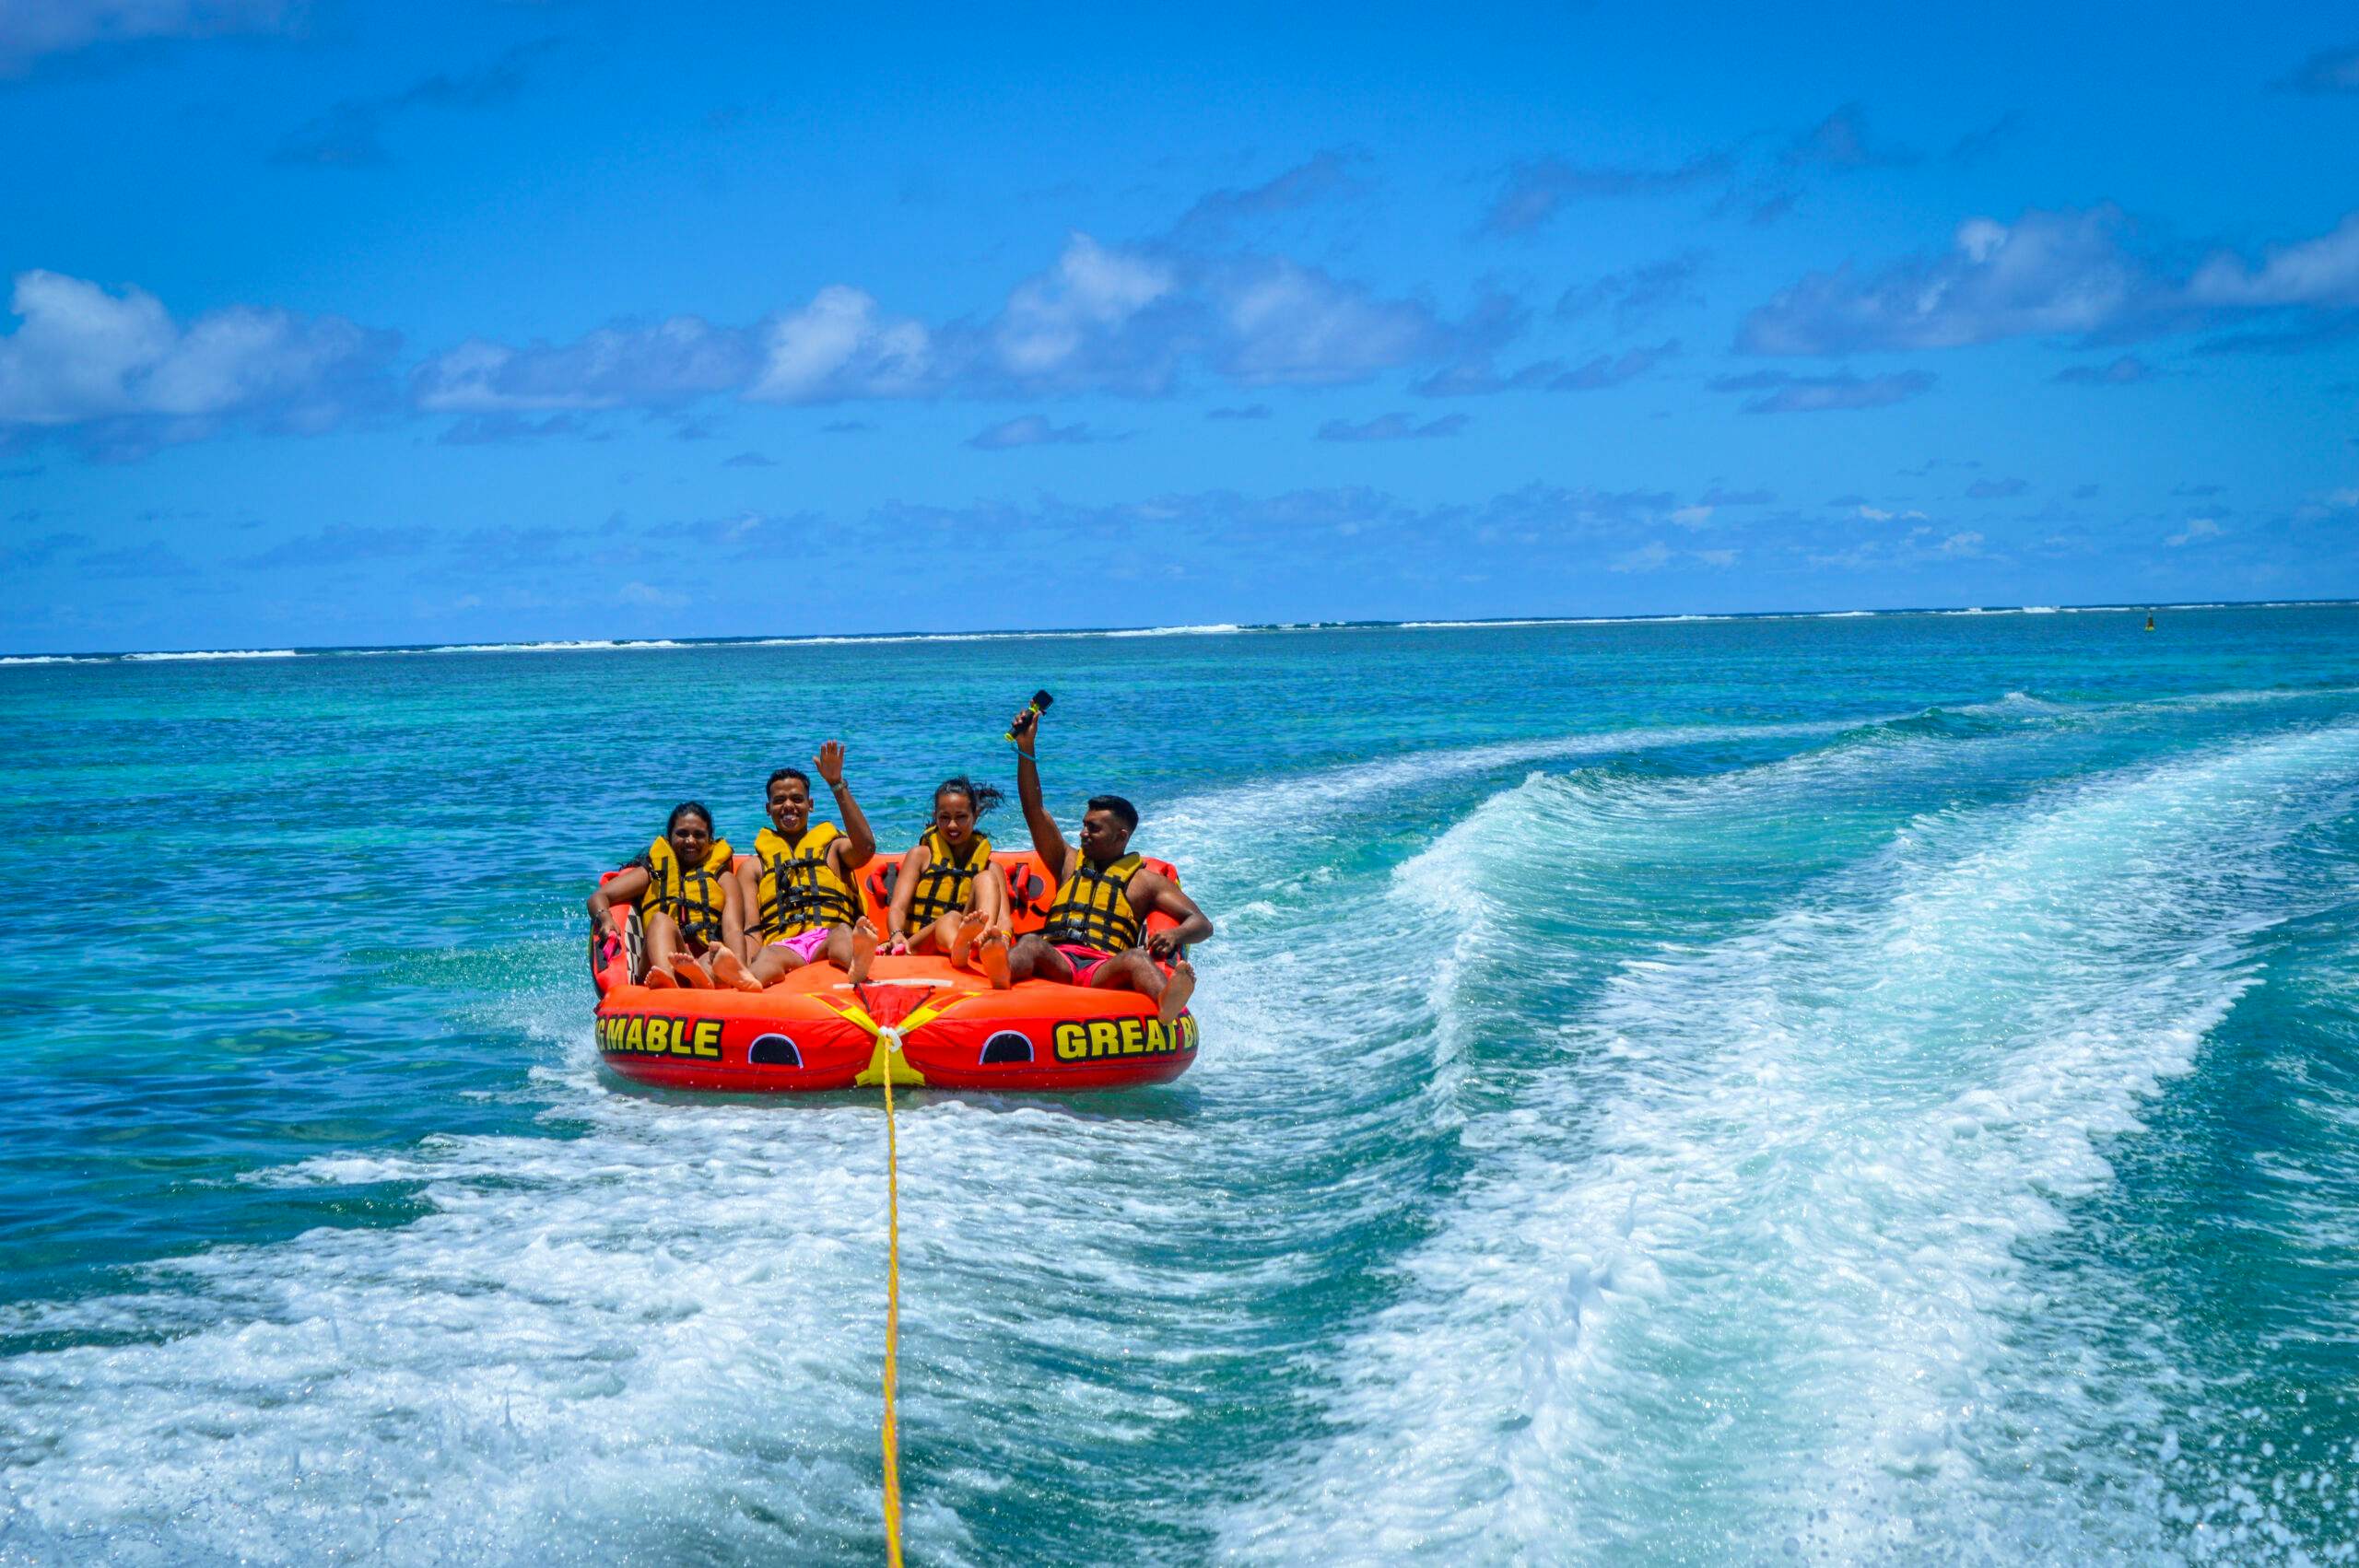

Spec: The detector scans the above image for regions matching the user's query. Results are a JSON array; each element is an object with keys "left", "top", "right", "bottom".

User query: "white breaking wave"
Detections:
[
  {"left": 7, "top": 698, "right": 2353, "bottom": 1565},
  {"left": 1153, "top": 715, "right": 1890, "bottom": 868},
  {"left": 754, "top": 625, "right": 1246, "bottom": 648},
  {"left": 1226, "top": 720, "right": 2359, "bottom": 1562},
  {"left": 121, "top": 649, "right": 299, "bottom": 661},
  {"left": 0, "top": 707, "right": 1645, "bottom": 1564},
  {"left": 1400, "top": 617, "right": 1610, "bottom": 629},
  {"left": 1102, "top": 623, "right": 1244, "bottom": 638},
  {"left": 423, "top": 638, "right": 687, "bottom": 654}
]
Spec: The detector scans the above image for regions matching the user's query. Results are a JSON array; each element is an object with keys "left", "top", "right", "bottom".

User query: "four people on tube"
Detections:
[{"left": 586, "top": 715, "right": 1210, "bottom": 1024}]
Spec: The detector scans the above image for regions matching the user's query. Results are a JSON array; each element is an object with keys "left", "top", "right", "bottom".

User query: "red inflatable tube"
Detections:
[{"left": 591, "top": 850, "right": 1197, "bottom": 1093}]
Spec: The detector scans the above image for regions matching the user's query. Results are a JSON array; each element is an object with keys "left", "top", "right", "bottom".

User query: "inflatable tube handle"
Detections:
[{"left": 591, "top": 869, "right": 643, "bottom": 994}]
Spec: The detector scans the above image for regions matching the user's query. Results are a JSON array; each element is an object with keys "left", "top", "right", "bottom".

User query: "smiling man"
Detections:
[{"left": 1003, "top": 705, "right": 1211, "bottom": 1026}]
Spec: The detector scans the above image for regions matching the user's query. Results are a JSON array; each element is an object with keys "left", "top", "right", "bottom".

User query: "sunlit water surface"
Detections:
[{"left": 3, "top": 608, "right": 2356, "bottom": 1564}]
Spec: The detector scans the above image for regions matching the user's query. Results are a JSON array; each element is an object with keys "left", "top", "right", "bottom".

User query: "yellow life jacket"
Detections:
[
  {"left": 645, "top": 837, "right": 733, "bottom": 944},
  {"left": 1042, "top": 851, "right": 1144, "bottom": 955},
  {"left": 754, "top": 823, "right": 861, "bottom": 938},
  {"left": 907, "top": 828, "right": 993, "bottom": 926}
]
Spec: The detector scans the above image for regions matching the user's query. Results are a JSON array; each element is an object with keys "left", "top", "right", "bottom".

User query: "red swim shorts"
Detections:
[{"left": 1053, "top": 942, "right": 1115, "bottom": 985}]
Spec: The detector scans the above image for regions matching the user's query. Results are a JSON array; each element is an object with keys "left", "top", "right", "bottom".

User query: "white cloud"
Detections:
[
  {"left": 746, "top": 287, "right": 931, "bottom": 404},
  {"left": 1214, "top": 257, "right": 1439, "bottom": 385},
  {"left": 2165, "top": 517, "right": 2222, "bottom": 547},
  {"left": 1856, "top": 504, "right": 1928, "bottom": 522},
  {"left": 1740, "top": 207, "right": 2140, "bottom": 355},
  {"left": 413, "top": 317, "right": 752, "bottom": 414},
  {"left": 0, "top": 0, "right": 289, "bottom": 76},
  {"left": 0, "top": 270, "right": 392, "bottom": 437},
  {"left": 993, "top": 234, "right": 1176, "bottom": 379},
  {"left": 2187, "top": 214, "right": 2359, "bottom": 309},
  {"left": 966, "top": 414, "right": 1106, "bottom": 451},
  {"left": 1939, "top": 530, "right": 1986, "bottom": 556},
  {"left": 1314, "top": 411, "right": 1465, "bottom": 442},
  {"left": 1710, "top": 369, "right": 1935, "bottom": 413},
  {"left": 1670, "top": 504, "right": 1714, "bottom": 526},
  {"left": 1746, "top": 204, "right": 2359, "bottom": 358},
  {"left": 1611, "top": 540, "right": 1673, "bottom": 572}
]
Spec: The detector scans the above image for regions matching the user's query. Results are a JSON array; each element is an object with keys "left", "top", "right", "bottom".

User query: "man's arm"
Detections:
[
  {"left": 816, "top": 741, "right": 875, "bottom": 872},
  {"left": 1130, "top": 869, "right": 1213, "bottom": 961},
  {"left": 1009, "top": 706, "right": 1070, "bottom": 884}
]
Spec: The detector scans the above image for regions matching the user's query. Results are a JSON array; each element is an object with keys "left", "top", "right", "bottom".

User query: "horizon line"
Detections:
[{"left": 6, "top": 596, "right": 2353, "bottom": 664}]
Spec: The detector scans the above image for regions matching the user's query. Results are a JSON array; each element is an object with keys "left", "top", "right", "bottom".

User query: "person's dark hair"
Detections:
[
  {"left": 766, "top": 766, "right": 812, "bottom": 793},
  {"left": 933, "top": 775, "right": 1005, "bottom": 818},
  {"left": 667, "top": 801, "right": 714, "bottom": 834},
  {"left": 1086, "top": 793, "right": 1139, "bottom": 831}
]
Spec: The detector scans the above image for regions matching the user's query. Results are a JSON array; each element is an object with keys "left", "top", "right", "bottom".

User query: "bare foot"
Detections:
[
  {"left": 642, "top": 965, "right": 677, "bottom": 989},
  {"left": 672, "top": 956, "right": 713, "bottom": 989},
  {"left": 1157, "top": 959, "right": 1195, "bottom": 1029},
  {"left": 977, "top": 930, "right": 1011, "bottom": 990},
  {"left": 846, "top": 919, "right": 877, "bottom": 984},
  {"left": 709, "top": 946, "right": 763, "bottom": 992},
  {"left": 950, "top": 907, "right": 987, "bottom": 969}
]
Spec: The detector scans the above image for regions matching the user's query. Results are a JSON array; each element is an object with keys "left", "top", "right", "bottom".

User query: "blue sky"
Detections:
[{"left": 2, "top": 1, "right": 2356, "bottom": 652}]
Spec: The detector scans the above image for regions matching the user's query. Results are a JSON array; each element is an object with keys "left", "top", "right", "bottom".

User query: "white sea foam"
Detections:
[
  {"left": 769, "top": 622, "right": 1250, "bottom": 647},
  {"left": 1153, "top": 714, "right": 1894, "bottom": 861},
  {"left": 1401, "top": 617, "right": 1610, "bottom": 628},
  {"left": 10, "top": 697, "right": 2353, "bottom": 1564},
  {"left": 1226, "top": 720, "right": 2359, "bottom": 1562},
  {"left": 121, "top": 648, "right": 299, "bottom": 661},
  {"left": 0, "top": 654, "right": 83, "bottom": 664},
  {"left": 0, "top": 714, "right": 1543, "bottom": 1564},
  {"left": 420, "top": 638, "right": 687, "bottom": 654},
  {"left": 1101, "top": 622, "right": 1244, "bottom": 638}
]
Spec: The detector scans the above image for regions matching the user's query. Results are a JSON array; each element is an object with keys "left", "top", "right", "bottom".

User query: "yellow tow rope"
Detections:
[
  {"left": 833, "top": 989, "right": 952, "bottom": 1567},
  {"left": 880, "top": 1056, "right": 906, "bottom": 1567}
]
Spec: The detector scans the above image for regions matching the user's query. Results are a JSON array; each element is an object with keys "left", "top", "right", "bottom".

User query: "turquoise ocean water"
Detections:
[{"left": 3, "top": 606, "right": 2357, "bottom": 1563}]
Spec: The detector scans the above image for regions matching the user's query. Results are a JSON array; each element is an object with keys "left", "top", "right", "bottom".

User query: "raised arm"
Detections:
[
  {"left": 587, "top": 864, "right": 651, "bottom": 941},
  {"left": 816, "top": 740, "right": 875, "bottom": 872},
  {"left": 1008, "top": 706, "right": 1070, "bottom": 885},
  {"left": 1133, "top": 870, "right": 1214, "bottom": 961}
]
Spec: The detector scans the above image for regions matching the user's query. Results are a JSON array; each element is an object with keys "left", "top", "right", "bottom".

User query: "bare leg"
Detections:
[
  {"left": 976, "top": 928, "right": 1011, "bottom": 989},
  {"left": 1005, "top": 933, "right": 1076, "bottom": 986},
  {"left": 708, "top": 944, "right": 763, "bottom": 992},
  {"left": 844, "top": 919, "right": 878, "bottom": 984},
  {"left": 749, "top": 939, "right": 809, "bottom": 987},
  {"left": 1156, "top": 959, "right": 1195, "bottom": 1027},
  {"left": 641, "top": 910, "right": 684, "bottom": 978},
  {"left": 1086, "top": 947, "right": 1164, "bottom": 1002},
  {"left": 949, "top": 907, "right": 987, "bottom": 969}
]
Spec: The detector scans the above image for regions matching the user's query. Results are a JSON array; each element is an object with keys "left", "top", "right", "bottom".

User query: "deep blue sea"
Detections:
[{"left": 4, "top": 606, "right": 2357, "bottom": 1564}]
